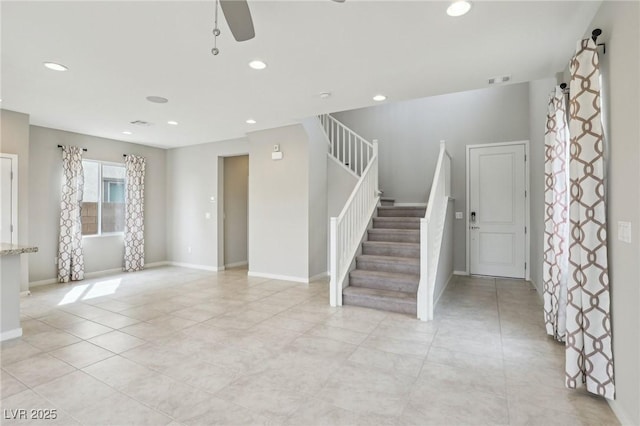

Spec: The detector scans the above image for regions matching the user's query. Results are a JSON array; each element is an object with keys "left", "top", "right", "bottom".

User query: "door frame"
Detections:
[
  {"left": 1, "top": 153, "right": 19, "bottom": 244},
  {"left": 465, "top": 141, "right": 530, "bottom": 280}
]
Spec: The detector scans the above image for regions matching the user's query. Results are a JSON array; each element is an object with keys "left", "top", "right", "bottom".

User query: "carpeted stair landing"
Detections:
[{"left": 343, "top": 203, "right": 425, "bottom": 315}]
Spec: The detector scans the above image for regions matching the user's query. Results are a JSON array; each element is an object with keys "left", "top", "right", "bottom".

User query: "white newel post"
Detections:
[{"left": 329, "top": 217, "right": 339, "bottom": 307}]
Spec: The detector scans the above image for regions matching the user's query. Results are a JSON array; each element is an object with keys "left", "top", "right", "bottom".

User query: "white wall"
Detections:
[
  {"left": 247, "top": 125, "right": 310, "bottom": 281},
  {"left": 333, "top": 83, "right": 531, "bottom": 272},
  {"left": 0, "top": 110, "right": 30, "bottom": 291},
  {"left": 223, "top": 155, "right": 249, "bottom": 267},
  {"left": 528, "top": 77, "right": 558, "bottom": 293},
  {"left": 166, "top": 138, "right": 248, "bottom": 269},
  {"left": 587, "top": 2, "right": 639, "bottom": 424},
  {"left": 434, "top": 201, "right": 455, "bottom": 304},
  {"left": 28, "top": 126, "right": 167, "bottom": 283},
  {"left": 303, "top": 118, "right": 329, "bottom": 278}
]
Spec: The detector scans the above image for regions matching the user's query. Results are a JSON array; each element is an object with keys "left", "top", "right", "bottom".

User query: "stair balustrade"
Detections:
[
  {"left": 320, "top": 114, "right": 380, "bottom": 307},
  {"left": 418, "top": 141, "right": 452, "bottom": 320},
  {"left": 319, "top": 114, "right": 374, "bottom": 177}
]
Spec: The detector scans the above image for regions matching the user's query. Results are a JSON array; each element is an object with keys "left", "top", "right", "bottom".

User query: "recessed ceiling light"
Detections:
[
  {"left": 246, "top": 119, "right": 257, "bottom": 124},
  {"left": 167, "top": 120, "right": 179, "bottom": 125},
  {"left": 248, "top": 60, "right": 267, "bottom": 70},
  {"left": 146, "top": 96, "right": 168, "bottom": 104},
  {"left": 447, "top": 0, "right": 472, "bottom": 17},
  {"left": 43, "top": 62, "right": 68, "bottom": 71},
  {"left": 122, "top": 131, "right": 132, "bottom": 135},
  {"left": 373, "top": 94, "right": 387, "bottom": 102},
  {"left": 319, "top": 92, "right": 332, "bottom": 99}
]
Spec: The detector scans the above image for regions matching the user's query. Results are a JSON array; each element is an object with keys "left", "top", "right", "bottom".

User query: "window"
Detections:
[{"left": 81, "top": 160, "right": 126, "bottom": 236}]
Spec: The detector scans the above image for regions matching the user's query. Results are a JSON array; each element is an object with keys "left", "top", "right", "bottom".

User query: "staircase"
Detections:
[{"left": 342, "top": 201, "right": 425, "bottom": 315}]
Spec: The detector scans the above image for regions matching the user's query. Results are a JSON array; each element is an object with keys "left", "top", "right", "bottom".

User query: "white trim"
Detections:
[
  {"left": 168, "top": 262, "right": 224, "bottom": 272},
  {"left": 309, "top": 271, "right": 329, "bottom": 282},
  {"left": 465, "top": 140, "right": 531, "bottom": 280},
  {"left": 29, "top": 278, "right": 58, "bottom": 287},
  {"left": 225, "top": 261, "right": 248, "bottom": 268},
  {"left": 145, "top": 261, "right": 169, "bottom": 268},
  {"left": 0, "top": 328, "right": 23, "bottom": 342},
  {"left": 29, "top": 261, "right": 172, "bottom": 287},
  {"left": 434, "top": 273, "right": 454, "bottom": 306},
  {"left": 0, "top": 153, "right": 19, "bottom": 245},
  {"left": 248, "top": 271, "right": 310, "bottom": 284},
  {"left": 394, "top": 202, "right": 427, "bottom": 207},
  {"left": 453, "top": 270, "right": 469, "bottom": 276},
  {"left": 607, "top": 400, "right": 633, "bottom": 426}
]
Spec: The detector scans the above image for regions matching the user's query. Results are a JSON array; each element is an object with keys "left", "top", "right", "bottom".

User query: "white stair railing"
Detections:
[
  {"left": 418, "top": 140, "right": 451, "bottom": 321},
  {"left": 319, "top": 114, "right": 375, "bottom": 177},
  {"left": 323, "top": 115, "right": 379, "bottom": 307}
]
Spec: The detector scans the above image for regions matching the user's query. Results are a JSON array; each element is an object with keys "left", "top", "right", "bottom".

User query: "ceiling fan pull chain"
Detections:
[{"left": 211, "top": 0, "right": 220, "bottom": 55}]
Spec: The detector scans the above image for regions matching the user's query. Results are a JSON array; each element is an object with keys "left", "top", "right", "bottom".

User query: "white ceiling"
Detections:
[{"left": 1, "top": 1, "right": 602, "bottom": 148}]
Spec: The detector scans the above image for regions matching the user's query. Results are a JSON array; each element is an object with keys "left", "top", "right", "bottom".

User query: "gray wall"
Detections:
[
  {"left": 528, "top": 77, "right": 558, "bottom": 293},
  {"left": 327, "top": 158, "right": 357, "bottom": 219},
  {"left": 434, "top": 201, "right": 455, "bottom": 304},
  {"left": 303, "top": 118, "right": 329, "bottom": 278},
  {"left": 588, "top": 2, "right": 639, "bottom": 424},
  {"left": 223, "top": 155, "right": 249, "bottom": 267},
  {"left": 166, "top": 138, "right": 249, "bottom": 269},
  {"left": 247, "top": 124, "right": 310, "bottom": 281},
  {"left": 0, "top": 110, "right": 30, "bottom": 291},
  {"left": 28, "top": 126, "right": 167, "bottom": 282},
  {"left": 333, "top": 83, "right": 531, "bottom": 272}
]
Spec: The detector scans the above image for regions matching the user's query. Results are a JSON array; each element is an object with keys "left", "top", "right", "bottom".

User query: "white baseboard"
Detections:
[
  {"left": 434, "top": 272, "right": 454, "bottom": 306},
  {"left": 310, "top": 271, "right": 329, "bottom": 282},
  {"left": 29, "top": 278, "right": 57, "bottom": 288},
  {"left": 607, "top": 399, "right": 634, "bottom": 426},
  {"left": 145, "top": 261, "right": 169, "bottom": 269},
  {"left": 248, "top": 271, "right": 310, "bottom": 284},
  {"left": 168, "top": 262, "right": 224, "bottom": 272},
  {"left": 225, "top": 261, "right": 248, "bottom": 269},
  {"left": 0, "top": 328, "right": 23, "bottom": 342},
  {"left": 394, "top": 203, "right": 427, "bottom": 207},
  {"left": 29, "top": 261, "right": 172, "bottom": 288},
  {"left": 453, "top": 270, "right": 469, "bottom": 276}
]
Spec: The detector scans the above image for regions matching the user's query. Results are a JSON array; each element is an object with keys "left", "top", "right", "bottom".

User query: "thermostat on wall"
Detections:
[
  {"left": 273, "top": 144, "right": 280, "bottom": 152},
  {"left": 272, "top": 152, "right": 283, "bottom": 160}
]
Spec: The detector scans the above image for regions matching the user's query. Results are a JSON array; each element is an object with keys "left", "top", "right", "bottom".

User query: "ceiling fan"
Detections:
[{"left": 212, "top": 0, "right": 345, "bottom": 54}]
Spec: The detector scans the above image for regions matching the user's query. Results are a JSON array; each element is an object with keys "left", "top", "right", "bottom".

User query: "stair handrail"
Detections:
[
  {"left": 418, "top": 140, "right": 451, "bottom": 320},
  {"left": 319, "top": 114, "right": 374, "bottom": 178},
  {"left": 329, "top": 139, "right": 379, "bottom": 307}
]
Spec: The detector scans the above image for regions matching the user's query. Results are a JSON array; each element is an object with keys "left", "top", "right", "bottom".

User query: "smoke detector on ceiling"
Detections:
[{"left": 488, "top": 75, "right": 511, "bottom": 85}]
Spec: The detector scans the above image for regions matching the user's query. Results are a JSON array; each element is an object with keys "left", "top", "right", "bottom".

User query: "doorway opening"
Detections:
[{"left": 221, "top": 155, "right": 249, "bottom": 269}]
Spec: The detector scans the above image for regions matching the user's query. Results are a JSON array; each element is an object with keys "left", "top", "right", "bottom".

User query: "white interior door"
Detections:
[
  {"left": 1, "top": 155, "right": 17, "bottom": 244},
  {"left": 469, "top": 144, "right": 526, "bottom": 278}
]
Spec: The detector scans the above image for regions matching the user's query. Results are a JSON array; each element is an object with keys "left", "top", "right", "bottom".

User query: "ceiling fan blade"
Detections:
[{"left": 219, "top": 0, "right": 255, "bottom": 42}]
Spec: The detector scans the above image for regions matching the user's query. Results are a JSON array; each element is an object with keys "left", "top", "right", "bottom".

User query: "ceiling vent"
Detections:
[
  {"left": 130, "top": 120, "right": 153, "bottom": 126},
  {"left": 488, "top": 75, "right": 511, "bottom": 85}
]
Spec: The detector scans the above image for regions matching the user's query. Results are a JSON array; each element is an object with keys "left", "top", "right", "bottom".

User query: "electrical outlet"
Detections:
[
  {"left": 187, "top": 246, "right": 192, "bottom": 254},
  {"left": 455, "top": 212, "right": 464, "bottom": 220}
]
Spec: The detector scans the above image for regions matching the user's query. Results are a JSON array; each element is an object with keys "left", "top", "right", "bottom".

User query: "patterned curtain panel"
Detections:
[
  {"left": 567, "top": 38, "right": 614, "bottom": 399},
  {"left": 58, "top": 146, "right": 85, "bottom": 282},
  {"left": 543, "top": 86, "right": 570, "bottom": 342},
  {"left": 123, "top": 155, "right": 146, "bottom": 272}
]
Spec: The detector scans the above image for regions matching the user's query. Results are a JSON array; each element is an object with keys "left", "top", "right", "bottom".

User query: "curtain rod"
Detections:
[{"left": 57, "top": 145, "right": 87, "bottom": 152}]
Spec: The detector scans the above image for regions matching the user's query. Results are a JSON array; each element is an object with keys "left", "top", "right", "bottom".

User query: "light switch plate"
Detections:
[
  {"left": 618, "top": 221, "right": 632, "bottom": 243},
  {"left": 455, "top": 212, "right": 464, "bottom": 220}
]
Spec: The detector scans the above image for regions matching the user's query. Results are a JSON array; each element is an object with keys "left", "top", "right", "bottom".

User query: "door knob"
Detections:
[{"left": 470, "top": 211, "right": 476, "bottom": 222}]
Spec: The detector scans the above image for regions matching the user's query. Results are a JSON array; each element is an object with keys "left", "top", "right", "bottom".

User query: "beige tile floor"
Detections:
[{"left": 0, "top": 267, "right": 619, "bottom": 425}]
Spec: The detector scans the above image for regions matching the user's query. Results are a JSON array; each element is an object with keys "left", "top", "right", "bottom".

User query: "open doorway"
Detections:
[{"left": 222, "top": 155, "right": 249, "bottom": 269}]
